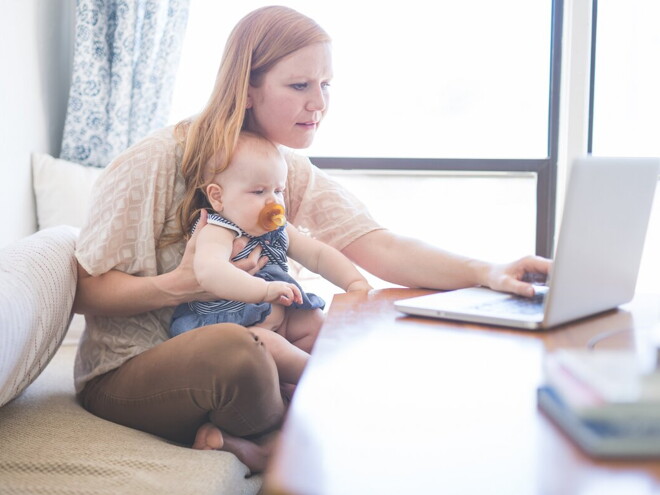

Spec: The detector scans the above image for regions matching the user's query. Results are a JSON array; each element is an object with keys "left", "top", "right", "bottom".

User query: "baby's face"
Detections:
[{"left": 215, "top": 140, "right": 287, "bottom": 236}]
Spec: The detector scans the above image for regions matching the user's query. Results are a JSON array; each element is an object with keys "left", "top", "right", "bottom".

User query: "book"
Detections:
[
  {"left": 543, "top": 350, "right": 660, "bottom": 423},
  {"left": 538, "top": 386, "right": 660, "bottom": 457},
  {"left": 538, "top": 349, "right": 660, "bottom": 457}
]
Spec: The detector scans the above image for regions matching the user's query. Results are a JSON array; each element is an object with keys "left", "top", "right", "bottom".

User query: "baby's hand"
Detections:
[
  {"left": 264, "top": 281, "right": 303, "bottom": 306},
  {"left": 346, "top": 280, "right": 372, "bottom": 292}
]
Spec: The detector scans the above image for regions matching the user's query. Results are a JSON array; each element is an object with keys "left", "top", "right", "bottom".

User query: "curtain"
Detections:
[{"left": 60, "top": 0, "right": 190, "bottom": 168}]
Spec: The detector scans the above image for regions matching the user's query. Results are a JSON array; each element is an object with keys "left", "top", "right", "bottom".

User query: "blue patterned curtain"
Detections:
[{"left": 60, "top": 0, "right": 190, "bottom": 167}]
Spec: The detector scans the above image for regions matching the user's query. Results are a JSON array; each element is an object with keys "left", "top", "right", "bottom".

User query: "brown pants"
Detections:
[{"left": 78, "top": 323, "right": 286, "bottom": 445}]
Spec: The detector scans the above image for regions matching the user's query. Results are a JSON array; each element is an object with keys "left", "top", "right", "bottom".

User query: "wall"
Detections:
[{"left": 0, "top": 0, "right": 75, "bottom": 247}]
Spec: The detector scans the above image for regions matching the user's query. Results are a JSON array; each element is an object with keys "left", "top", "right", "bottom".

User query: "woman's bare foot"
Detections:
[
  {"left": 192, "top": 422, "right": 224, "bottom": 450},
  {"left": 192, "top": 422, "right": 279, "bottom": 474}
]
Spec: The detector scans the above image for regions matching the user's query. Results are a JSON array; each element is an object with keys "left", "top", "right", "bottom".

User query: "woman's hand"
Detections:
[
  {"left": 484, "top": 255, "right": 552, "bottom": 298},
  {"left": 229, "top": 236, "right": 269, "bottom": 275}
]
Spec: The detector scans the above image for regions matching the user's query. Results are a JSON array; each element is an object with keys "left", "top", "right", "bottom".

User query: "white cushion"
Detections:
[
  {"left": 0, "top": 226, "right": 78, "bottom": 407},
  {"left": 31, "top": 153, "right": 103, "bottom": 230}
]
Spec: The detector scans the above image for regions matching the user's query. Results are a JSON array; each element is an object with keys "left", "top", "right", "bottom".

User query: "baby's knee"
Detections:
[
  {"left": 292, "top": 309, "right": 324, "bottom": 345},
  {"left": 308, "top": 309, "right": 324, "bottom": 336}
]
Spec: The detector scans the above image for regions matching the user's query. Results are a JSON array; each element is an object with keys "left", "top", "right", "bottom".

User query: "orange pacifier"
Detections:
[{"left": 258, "top": 203, "right": 286, "bottom": 231}]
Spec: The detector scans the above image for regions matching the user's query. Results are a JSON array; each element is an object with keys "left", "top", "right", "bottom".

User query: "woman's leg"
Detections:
[{"left": 79, "top": 323, "right": 285, "bottom": 471}]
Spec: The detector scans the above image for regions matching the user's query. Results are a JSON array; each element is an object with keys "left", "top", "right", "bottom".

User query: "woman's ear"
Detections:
[{"left": 206, "top": 183, "right": 224, "bottom": 212}]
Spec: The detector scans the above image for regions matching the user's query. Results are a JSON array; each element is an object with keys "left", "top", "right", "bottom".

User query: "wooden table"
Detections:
[{"left": 264, "top": 289, "right": 660, "bottom": 495}]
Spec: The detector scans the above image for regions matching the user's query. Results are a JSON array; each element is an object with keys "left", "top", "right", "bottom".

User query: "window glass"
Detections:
[
  {"left": 170, "top": 0, "right": 552, "bottom": 159},
  {"left": 590, "top": 1, "right": 660, "bottom": 295},
  {"left": 328, "top": 171, "right": 537, "bottom": 262},
  {"left": 591, "top": 0, "right": 660, "bottom": 156}
]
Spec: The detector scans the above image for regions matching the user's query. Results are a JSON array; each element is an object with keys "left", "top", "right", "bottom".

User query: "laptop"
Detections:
[{"left": 394, "top": 156, "right": 660, "bottom": 330}]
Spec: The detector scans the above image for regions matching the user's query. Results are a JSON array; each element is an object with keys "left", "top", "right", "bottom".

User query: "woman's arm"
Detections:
[
  {"left": 342, "top": 229, "right": 550, "bottom": 297},
  {"left": 287, "top": 225, "right": 372, "bottom": 292},
  {"left": 73, "top": 211, "right": 269, "bottom": 316},
  {"left": 287, "top": 154, "right": 548, "bottom": 296},
  {"left": 73, "top": 262, "right": 202, "bottom": 316}
]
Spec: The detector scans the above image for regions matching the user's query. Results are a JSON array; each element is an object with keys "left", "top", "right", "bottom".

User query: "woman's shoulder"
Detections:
[
  {"left": 135, "top": 125, "right": 179, "bottom": 150},
  {"left": 106, "top": 126, "right": 180, "bottom": 173},
  {"left": 282, "top": 148, "right": 317, "bottom": 193},
  {"left": 87, "top": 126, "right": 183, "bottom": 218}
]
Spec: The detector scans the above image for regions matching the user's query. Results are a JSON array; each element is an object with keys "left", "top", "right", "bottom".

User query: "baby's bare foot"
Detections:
[
  {"left": 192, "top": 422, "right": 224, "bottom": 450},
  {"left": 222, "top": 430, "right": 279, "bottom": 474},
  {"left": 280, "top": 382, "right": 297, "bottom": 404}
]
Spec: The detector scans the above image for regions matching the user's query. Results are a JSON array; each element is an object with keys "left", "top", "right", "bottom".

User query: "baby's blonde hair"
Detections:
[
  {"left": 174, "top": 6, "right": 331, "bottom": 240},
  {"left": 205, "top": 130, "right": 280, "bottom": 184}
]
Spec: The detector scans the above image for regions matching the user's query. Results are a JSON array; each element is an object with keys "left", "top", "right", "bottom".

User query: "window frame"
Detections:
[{"left": 587, "top": 0, "right": 598, "bottom": 154}]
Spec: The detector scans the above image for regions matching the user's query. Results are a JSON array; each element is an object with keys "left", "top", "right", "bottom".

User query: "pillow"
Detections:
[
  {"left": 32, "top": 153, "right": 104, "bottom": 230},
  {"left": 0, "top": 226, "right": 78, "bottom": 408}
]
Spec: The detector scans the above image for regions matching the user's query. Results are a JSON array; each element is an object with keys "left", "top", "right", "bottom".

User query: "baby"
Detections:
[{"left": 170, "top": 131, "right": 372, "bottom": 386}]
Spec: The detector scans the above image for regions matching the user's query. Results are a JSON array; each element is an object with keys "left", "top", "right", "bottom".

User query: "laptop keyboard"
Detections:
[{"left": 470, "top": 290, "right": 546, "bottom": 316}]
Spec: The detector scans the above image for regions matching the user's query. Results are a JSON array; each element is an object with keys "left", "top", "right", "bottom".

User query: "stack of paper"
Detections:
[{"left": 537, "top": 348, "right": 660, "bottom": 457}]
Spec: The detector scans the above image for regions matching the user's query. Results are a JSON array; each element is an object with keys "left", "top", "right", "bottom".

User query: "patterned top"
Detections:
[
  {"left": 73, "top": 126, "right": 383, "bottom": 393},
  {"left": 188, "top": 213, "right": 290, "bottom": 314}
]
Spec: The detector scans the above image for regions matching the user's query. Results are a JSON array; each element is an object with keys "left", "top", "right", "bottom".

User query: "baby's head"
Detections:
[{"left": 205, "top": 132, "right": 288, "bottom": 236}]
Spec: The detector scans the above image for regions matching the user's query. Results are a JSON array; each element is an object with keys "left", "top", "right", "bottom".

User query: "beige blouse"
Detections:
[{"left": 73, "top": 126, "right": 382, "bottom": 392}]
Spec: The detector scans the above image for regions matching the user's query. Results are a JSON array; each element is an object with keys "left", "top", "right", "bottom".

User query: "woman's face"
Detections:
[{"left": 246, "top": 42, "right": 333, "bottom": 149}]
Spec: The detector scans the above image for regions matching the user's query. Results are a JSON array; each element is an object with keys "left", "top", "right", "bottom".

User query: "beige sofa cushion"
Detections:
[
  {"left": 0, "top": 226, "right": 78, "bottom": 408},
  {"left": 0, "top": 345, "right": 262, "bottom": 494}
]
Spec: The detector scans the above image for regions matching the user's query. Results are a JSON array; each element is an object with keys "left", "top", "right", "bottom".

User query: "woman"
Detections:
[{"left": 73, "top": 6, "right": 550, "bottom": 473}]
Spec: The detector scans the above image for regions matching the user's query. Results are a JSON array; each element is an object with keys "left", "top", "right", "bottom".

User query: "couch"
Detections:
[{"left": 0, "top": 154, "right": 263, "bottom": 494}]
